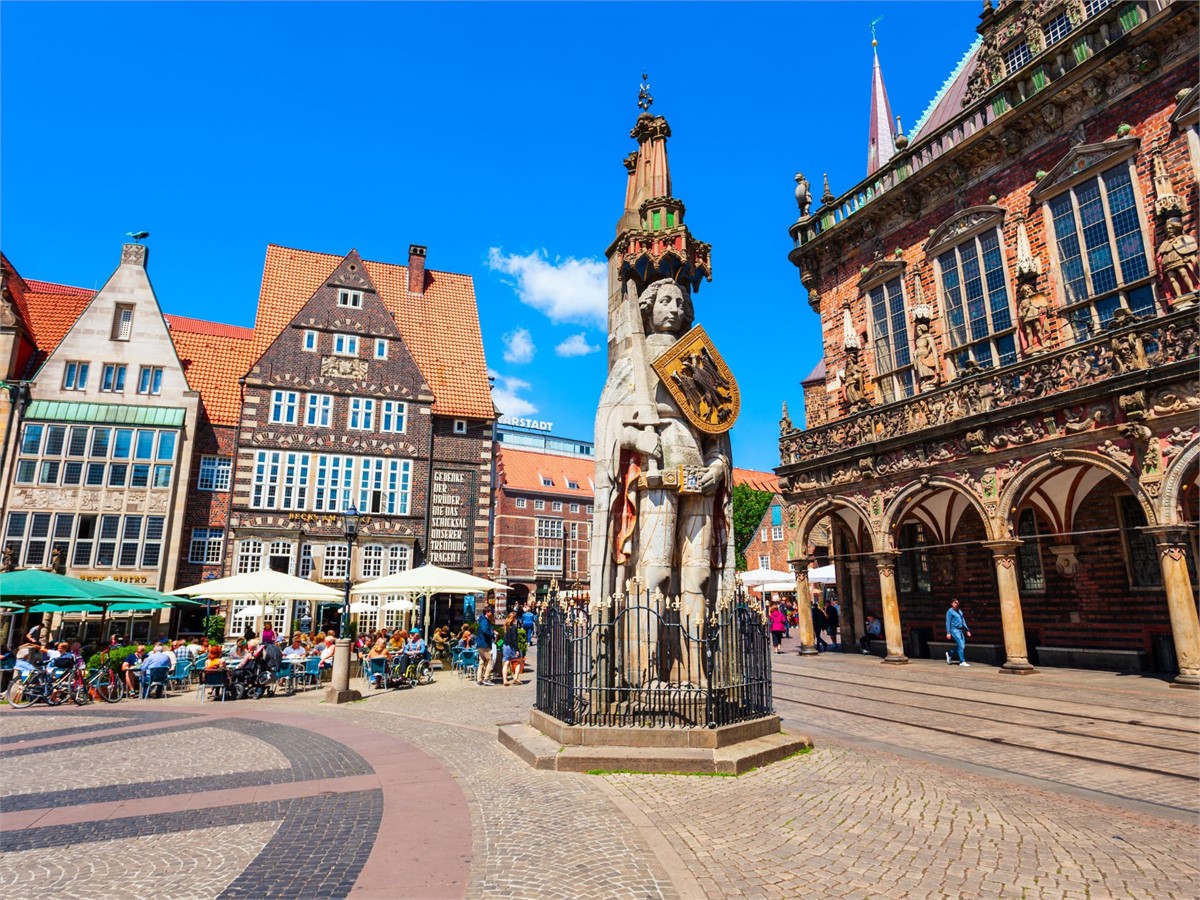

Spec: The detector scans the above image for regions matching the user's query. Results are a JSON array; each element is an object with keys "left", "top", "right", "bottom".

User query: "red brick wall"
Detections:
[
  {"left": 173, "top": 415, "right": 236, "bottom": 589},
  {"left": 493, "top": 486, "right": 592, "bottom": 590}
]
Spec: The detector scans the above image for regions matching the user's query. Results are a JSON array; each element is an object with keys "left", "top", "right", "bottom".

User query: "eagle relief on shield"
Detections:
[{"left": 652, "top": 325, "right": 740, "bottom": 434}]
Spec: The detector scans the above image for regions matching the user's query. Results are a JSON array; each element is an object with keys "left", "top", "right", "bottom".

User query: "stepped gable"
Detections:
[
  {"left": 165, "top": 314, "right": 256, "bottom": 427},
  {"left": 254, "top": 243, "right": 494, "bottom": 419}
]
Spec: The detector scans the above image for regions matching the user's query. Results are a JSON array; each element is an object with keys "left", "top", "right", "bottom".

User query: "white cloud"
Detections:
[
  {"left": 555, "top": 332, "right": 600, "bottom": 358},
  {"left": 487, "top": 247, "right": 607, "bottom": 326},
  {"left": 502, "top": 328, "right": 536, "bottom": 364},
  {"left": 489, "top": 369, "right": 539, "bottom": 418}
]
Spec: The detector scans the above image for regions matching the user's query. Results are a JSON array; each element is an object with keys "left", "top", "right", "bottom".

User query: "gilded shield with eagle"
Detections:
[{"left": 652, "top": 325, "right": 740, "bottom": 435}]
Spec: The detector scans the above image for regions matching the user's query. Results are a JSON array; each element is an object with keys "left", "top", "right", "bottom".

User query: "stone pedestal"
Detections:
[
  {"left": 501, "top": 709, "right": 811, "bottom": 775},
  {"left": 324, "top": 637, "right": 362, "bottom": 705},
  {"left": 984, "top": 540, "right": 1037, "bottom": 675},
  {"left": 872, "top": 552, "right": 908, "bottom": 664}
]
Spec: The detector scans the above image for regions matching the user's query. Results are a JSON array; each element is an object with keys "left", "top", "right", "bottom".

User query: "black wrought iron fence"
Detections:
[{"left": 535, "top": 593, "right": 773, "bottom": 728}]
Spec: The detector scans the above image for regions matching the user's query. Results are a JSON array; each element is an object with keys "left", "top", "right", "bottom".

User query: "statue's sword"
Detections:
[{"left": 621, "top": 279, "right": 662, "bottom": 488}]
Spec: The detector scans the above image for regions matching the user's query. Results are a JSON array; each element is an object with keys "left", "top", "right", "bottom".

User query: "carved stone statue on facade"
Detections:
[
  {"left": 50, "top": 547, "right": 63, "bottom": 573},
  {"left": 592, "top": 278, "right": 735, "bottom": 647},
  {"left": 2, "top": 544, "right": 13, "bottom": 572},
  {"left": 1109, "top": 312, "right": 1149, "bottom": 374},
  {"left": 1016, "top": 282, "right": 1051, "bottom": 351},
  {"left": 843, "top": 352, "right": 865, "bottom": 410},
  {"left": 913, "top": 320, "right": 939, "bottom": 390},
  {"left": 1156, "top": 216, "right": 1198, "bottom": 306},
  {"left": 794, "top": 172, "right": 812, "bottom": 219}
]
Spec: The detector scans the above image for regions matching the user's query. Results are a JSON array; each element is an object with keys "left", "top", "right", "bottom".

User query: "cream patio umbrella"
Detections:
[
  {"left": 738, "top": 568, "right": 796, "bottom": 587},
  {"left": 352, "top": 564, "right": 508, "bottom": 640},
  {"left": 173, "top": 569, "right": 342, "bottom": 637}
]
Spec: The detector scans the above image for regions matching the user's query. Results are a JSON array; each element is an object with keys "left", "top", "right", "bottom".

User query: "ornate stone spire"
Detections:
[
  {"left": 780, "top": 401, "right": 792, "bottom": 434},
  {"left": 868, "top": 25, "right": 897, "bottom": 175},
  {"left": 841, "top": 301, "right": 860, "bottom": 351}
]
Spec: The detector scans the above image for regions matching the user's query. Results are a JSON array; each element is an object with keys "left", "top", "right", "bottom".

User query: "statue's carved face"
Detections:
[{"left": 649, "top": 284, "right": 686, "bottom": 335}]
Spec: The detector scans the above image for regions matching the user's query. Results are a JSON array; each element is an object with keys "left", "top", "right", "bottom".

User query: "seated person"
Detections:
[
  {"left": 859, "top": 615, "right": 883, "bottom": 653},
  {"left": 431, "top": 627, "right": 450, "bottom": 658},
  {"left": 367, "top": 639, "right": 389, "bottom": 686},
  {"left": 282, "top": 636, "right": 307, "bottom": 658},
  {"left": 388, "top": 630, "right": 406, "bottom": 653},
  {"left": 457, "top": 626, "right": 475, "bottom": 649},
  {"left": 318, "top": 636, "right": 337, "bottom": 670},
  {"left": 141, "top": 643, "right": 174, "bottom": 696},
  {"left": 49, "top": 642, "right": 77, "bottom": 669},
  {"left": 235, "top": 639, "right": 259, "bottom": 669},
  {"left": 44, "top": 642, "right": 63, "bottom": 664},
  {"left": 15, "top": 641, "right": 43, "bottom": 676},
  {"left": 204, "top": 645, "right": 226, "bottom": 669},
  {"left": 122, "top": 645, "right": 148, "bottom": 692},
  {"left": 400, "top": 631, "right": 426, "bottom": 673}
]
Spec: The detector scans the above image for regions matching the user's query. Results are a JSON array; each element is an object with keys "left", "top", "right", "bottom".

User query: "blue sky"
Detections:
[{"left": 1, "top": 1, "right": 981, "bottom": 471}]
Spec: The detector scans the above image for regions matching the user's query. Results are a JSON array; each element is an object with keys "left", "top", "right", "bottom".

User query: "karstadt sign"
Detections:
[{"left": 497, "top": 415, "right": 554, "bottom": 432}]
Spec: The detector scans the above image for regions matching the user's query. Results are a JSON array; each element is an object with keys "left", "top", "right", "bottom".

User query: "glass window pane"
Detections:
[
  {"left": 135, "top": 430, "right": 154, "bottom": 460},
  {"left": 20, "top": 424, "right": 43, "bottom": 455},
  {"left": 112, "top": 429, "right": 133, "bottom": 459},
  {"left": 157, "top": 432, "right": 176, "bottom": 461},
  {"left": 1050, "top": 195, "right": 1088, "bottom": 304}
]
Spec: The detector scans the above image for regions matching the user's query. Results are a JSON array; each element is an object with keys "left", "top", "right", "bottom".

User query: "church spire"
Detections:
[{"left": 867, "top": 21, "right": 897, "bottom": 176}]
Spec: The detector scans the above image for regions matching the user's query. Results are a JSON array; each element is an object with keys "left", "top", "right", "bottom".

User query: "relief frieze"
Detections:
[{"left": 321, "top": 356, "right": 370, "bottom": 380}]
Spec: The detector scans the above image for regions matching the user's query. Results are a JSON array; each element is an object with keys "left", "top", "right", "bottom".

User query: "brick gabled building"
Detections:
[
  {"left": 779, "top": 1, "right": 1199, "bottom": 680},
  {"left": 228, "top": 244, "right": 495, "bottom": 635},
  {"left": 493, "top": 445, "right": 596, "bottom": 606}
]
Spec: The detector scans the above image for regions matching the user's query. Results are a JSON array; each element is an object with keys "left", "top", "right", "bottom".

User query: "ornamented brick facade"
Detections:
[{"left": 780, "top": 0, "right": 1199, "bottom": 682}]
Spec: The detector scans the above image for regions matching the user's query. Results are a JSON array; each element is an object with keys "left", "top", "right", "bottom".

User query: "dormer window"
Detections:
[
  {"left": 333, "top": 334, "right": 359, "bottom": 356},
  {"left": 338, "top": 290, "right": 363, "bottom": 308},
  {"left": 540, "top": 475, "right": 553, "bottom": 487},
  {"left": 566, "top": 479, "right": 580, "bottom": 490},
  {"left": 375, "top": 339, "right": 388, "bottom": 359},
  {"left": 303, "top": 331, "right": 317, "bottom": 352},
  {"left": 112, "top": 305, "right": 134, "bottom": 341}
]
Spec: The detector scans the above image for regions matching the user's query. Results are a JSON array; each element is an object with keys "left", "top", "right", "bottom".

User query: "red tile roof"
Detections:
[
  {"left": 732, "top": 468, "right": 779, "bottom": 494},
  {"left": 496, "top": 446, "right": 596, "bottom": 496},
  {"left": 255, "top": 244, "right": 495, "bottom": 419},
  {"left": 19, "top": 279, "right": 96, "bottom": 356},
  {"left": 165, "top": 314, "right": 256, "bottom": 427}
]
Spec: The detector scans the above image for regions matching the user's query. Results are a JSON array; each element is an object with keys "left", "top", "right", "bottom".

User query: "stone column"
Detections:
[
  {"left": 1147, "top": 526, "right": 1200, "bottom": 688},
  {"left": 871, "top": 552, "right": 908, "bottom": 664},
  {"left": 789, "top": 558, "right": 817, "bottom": 656},
  {"left": 846, "top": 559, "right": 865, "bottom": 650},
  {"left": 982, "top": 540, "right": 1036, "bottom": 675}
]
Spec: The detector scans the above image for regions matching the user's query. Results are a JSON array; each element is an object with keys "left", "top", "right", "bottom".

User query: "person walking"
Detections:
[
  {"left": 768, "top": 604, "right": 787, "bottom": 654},
  {"left": 475, "top": 606, "right": 496, "bottom": 685},
  {"left": 811, "top": 601, "right": 829, "bottom": 652},
  {"left": 825, "top": 599, "right": 840, "bottom": 652},
  {"left": 945, "top": 598, "right": 971, "bottom": 666}
]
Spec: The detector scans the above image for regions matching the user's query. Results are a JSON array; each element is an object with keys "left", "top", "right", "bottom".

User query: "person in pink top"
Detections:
[{"left": 768, "top": 604, "right": 787, "bottom": 654}]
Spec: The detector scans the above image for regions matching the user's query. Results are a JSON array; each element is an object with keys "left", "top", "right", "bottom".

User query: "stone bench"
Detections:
[
  {"left": 1034, "top": 646, "right": 1151, "bottom": 673},
  {"left": 928, "top": 641, "right": 1005, "bottom": 666}
]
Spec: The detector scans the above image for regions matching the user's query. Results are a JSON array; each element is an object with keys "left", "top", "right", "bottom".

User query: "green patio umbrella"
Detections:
[
  {"left": 106, "top": 600, "right": 171, "bottom": 612},
  {"left": 0, "top": 569, "right": 111, "bottom": 601},
  {"left": 29, "top": 602, "right": 104, "bottom": 614}
]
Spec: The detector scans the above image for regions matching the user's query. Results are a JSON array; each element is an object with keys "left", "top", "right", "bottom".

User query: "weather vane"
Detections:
[
  {"left": 637, "top": 71, "right": 653, "bottom": 113},
  {"left": 125, "top": 231, "right": 149, "bottom": 243},
  {"left": 870, "top": 15, "right": 884, "bottom": 47}
]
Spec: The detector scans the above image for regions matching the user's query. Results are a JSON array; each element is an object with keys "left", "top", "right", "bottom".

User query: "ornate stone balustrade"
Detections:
[
  {"left": 778, "top": 307, "right": 1198, "bottom": 482},
  {"left": 788, "top": 0, "right": 1164, "bottom": 251}
]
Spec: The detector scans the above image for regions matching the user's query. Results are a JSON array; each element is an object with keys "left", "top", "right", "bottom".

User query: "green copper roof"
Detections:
[{"left": 25, "top": 400, "right": 185, "bottom": 427}]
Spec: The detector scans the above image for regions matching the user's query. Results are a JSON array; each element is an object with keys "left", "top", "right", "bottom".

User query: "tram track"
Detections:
[{"left": 771, "top": 668, "right": 1198, "bottom": 755}]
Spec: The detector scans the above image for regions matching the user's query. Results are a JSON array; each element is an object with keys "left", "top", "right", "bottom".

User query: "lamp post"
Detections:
[{"left": 326, "top": 506, "right": 362, "bottom": 704}]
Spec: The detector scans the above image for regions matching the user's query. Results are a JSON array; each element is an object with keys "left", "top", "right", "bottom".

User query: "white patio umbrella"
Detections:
[
  {"left": 739, "top": 567, "right": 795, "bottom": 587},
  {"left": 382, "top": 598, "right": 417, "bottom": 611},
  {"left": 352, "top": 564, "right": 508, "bottom": 640},
  {"left": 231, "top": 604, "right": 275, "bottom": 619},
  {"left": 808, "top": 565, "right": 837, "bottom": 585},
  {"left": 759, "top": 581, "right": 798, "bottom": 593},
  {"left": 174, "top": 569, "right": 343, "bottom": 637}
]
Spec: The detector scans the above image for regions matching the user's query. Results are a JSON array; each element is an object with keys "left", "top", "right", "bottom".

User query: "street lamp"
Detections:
[{"left": 326, "top": 505, "right": 362, "bottom": 704}]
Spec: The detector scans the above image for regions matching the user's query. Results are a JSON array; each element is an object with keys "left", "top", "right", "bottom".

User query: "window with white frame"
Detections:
[
  {"left": 189, "top": 527, "right": 224, "bottom": 564},
  {"left": 453, "top": 420, "right": 467, "bottom": 434},
  {"left": 380, "top": 401, "right": 406, "bottom": 433},
  {"left": 536, "top": 518, "right": 564, "bottom": 539},
  {"left": 268, "top": 540, "right": 294, "bottom": 575},
  {"left": 236, "top": 539, "right": 264, "bottom": 574},
  {"left": 1003, "top": 40, "right": 1031, "bottom": 76},
  {"left": 280, "top": 452, "right": 310, "bottom": 510},
  {"left": 348, "top": 398, "right": 375, "bottom": 431},
  {"left": 333, "top": 334, "right": 359, "bottom": 356},
  {"left": 387, "top": 544, "right": 411, "bottom": 574},
  {"left": 252, "top": 451, "right": 282, "bottom": 508},
  {"left": 515, "top": 498, "right": 527, "bottom": 509},
  {"left": 540, "top": 476, "right": 554, "bottom": 487},
  {"left": 112, "top": 305, "right": 134, "bottom": 341},
  {"left": 374, "top": 339, "right": 387, "bottom": 359},
  {"left": 303, "top": 330, "right": 317, "bottom": 351},
  {"left": 361, "top": 544, "right": 384, "bottom": 578},
  {"left": 197, "top": 455, "right": 232, "bottom": 491},
  {"left": 381, "top": 595, "right": 405, "bottom": 629},
  {"left": 137, "top": 366, "right": 163, "bottom": 395},
  {"left": 385, "top": 459, "right": 412, "bottom": 515},
  {"left": 100, "top": 364, "right": 127, "bottom": 393},
  {"left": 299, "top": 543, "right": 314, "bottom": 578},
  {"left": 758, "top": 554, "right": 770, "bottom": 570},
  {"left": 1043, "top": 11, "right": 1072, "bottom": 45},
  {"left": 772, "top": 525, "right": 783, "bottom": 542},
  {"left": 354, "top": 595, "right": 379, "bottom": 633},
  {"left": 338, "top": 289, "right": 363, "bottom": 308},
  {"left": 314, "top": 455, "right": 354, "bottom": 512},
  {"left": 1045, "top": 161, "right": 1155, "bottom": 340},
  {"left": 270, "top": 390, "right": 299, "bottom": 425},
  {"left": 359, "top": 458, "right": 385, "bottom": 513},
  {"left": 1084, "top": 0, "right": 1113, "bottom": 16},
  {"left": 569, "top": 503, "right": 579, "bottom": 513},
  {"left": 63, "top": 361, "right": 89, "bottom": 391},
  {"left": 323, "top": 543, "right": 349, "bottom": 580},
  {"left": 536, "top": 546, "right": 563, "bottom": 571},
  {"left": 868, "top": 276, "right": 915, "bottom": 403},
  {"left": 306, "top": 394, "right": 333, "bottom": 428},
  {"left": 552, "top": 501, "right": 563, "bottom": 512},
  {"left": 936, "top": 228, "right": 1017, "bottom": 372},
  {"left": 534, "top": 499, "right": 545, "bottom": 511},
  {"left": 761, "top": 527, "right": 768, "bottom": 541}
]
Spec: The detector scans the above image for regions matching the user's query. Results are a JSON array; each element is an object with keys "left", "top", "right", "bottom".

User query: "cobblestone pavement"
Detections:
[{"left": 1, "top": 650, "right": 1196, "bottom": 899}]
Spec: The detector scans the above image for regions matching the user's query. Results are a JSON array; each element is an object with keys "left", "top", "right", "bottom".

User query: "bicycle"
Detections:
[
  {"left": 6, "top": 665, "right": 68, "bottom": 708},
  {"left": 86, "top": 666, "right": 125, "bottom": 703}
]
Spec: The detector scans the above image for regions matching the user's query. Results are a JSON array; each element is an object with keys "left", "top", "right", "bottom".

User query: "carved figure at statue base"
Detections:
[
  {"left": 1016, "top": 282, "right": 1051, "bottom": 352},
  {"left": 1157, "top": 216, "right": 1198, "bottom": 306}
]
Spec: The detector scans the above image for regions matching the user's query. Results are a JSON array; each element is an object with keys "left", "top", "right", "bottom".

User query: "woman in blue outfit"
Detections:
[{"left": 945, "top": 598, "right": 971, "bottom": 666}]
